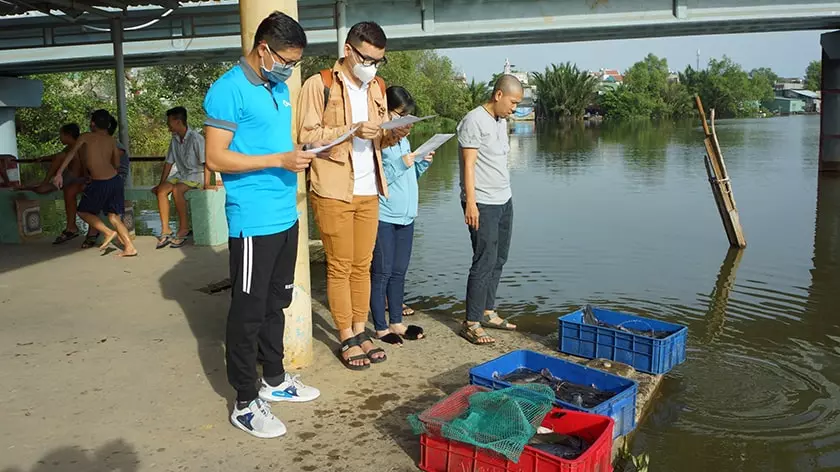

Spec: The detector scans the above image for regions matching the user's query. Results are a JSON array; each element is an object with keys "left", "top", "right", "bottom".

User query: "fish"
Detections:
[
  {"left": 582, "top": 304, "right": 673, "bottom": 339},
  {"left": 528, "top": 432, "right": 589, "bottom": 460},
  {"left": 496, "top": 368, "right": 615, "bottom": 409}
]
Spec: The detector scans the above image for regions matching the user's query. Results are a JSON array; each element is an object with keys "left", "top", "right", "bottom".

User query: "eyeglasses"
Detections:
[
  {"left": 349, "top": 43, "right": 387, "bottom": 68},
  {"left": 265, "top": 43, "right": 301, "bottom": 68}
]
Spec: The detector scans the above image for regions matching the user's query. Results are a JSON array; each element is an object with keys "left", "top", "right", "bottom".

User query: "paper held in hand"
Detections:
[
  {"left": 380, "top": 114, "right": 437, "bottom": 130},
  {"left": 309, "top": 125, "right": 360, "bottom": 155},
  {"left": 412, "top": 133, "right": 455, "bottom": 162}
]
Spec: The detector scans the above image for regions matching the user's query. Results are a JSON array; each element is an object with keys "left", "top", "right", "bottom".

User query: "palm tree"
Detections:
[
  {"left": 531, "top": 63, "right": 599, "bottom": 120},
  {"left": 466, "top": 79, "right": 490, "bottom": 109}
]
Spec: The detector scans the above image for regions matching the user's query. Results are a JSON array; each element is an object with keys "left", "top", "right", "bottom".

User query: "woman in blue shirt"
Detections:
[{"left": 370, "top": 86, "right": 433, "bottom": 345}]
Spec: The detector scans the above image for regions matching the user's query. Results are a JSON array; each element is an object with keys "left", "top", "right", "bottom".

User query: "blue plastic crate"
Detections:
[
  {"left": 468, "top": 349, "right": 638, "bottom": 438},
  {"left": 558, "top": 306, "right": 688, "bottom": 375}
]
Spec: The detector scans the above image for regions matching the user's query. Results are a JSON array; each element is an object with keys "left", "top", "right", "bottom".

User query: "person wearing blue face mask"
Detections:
[{"left": 203, "top": 11, "right": 327, "bottom": 440}]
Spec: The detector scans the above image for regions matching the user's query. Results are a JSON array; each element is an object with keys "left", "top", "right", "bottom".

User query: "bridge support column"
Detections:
[
  {"left": 110, "top": 19, "right": 130, "bottom": 158},
  {"left": 239, "top": 0, "right": 313, "bottom": 370},
  {"left": 820, "top": 31, "right": 840, "bottom": 172}
]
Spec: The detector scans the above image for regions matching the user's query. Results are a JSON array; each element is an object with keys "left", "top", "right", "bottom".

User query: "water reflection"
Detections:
[{"left": 702, "top": 248, "right": 744, "bottom": 344}]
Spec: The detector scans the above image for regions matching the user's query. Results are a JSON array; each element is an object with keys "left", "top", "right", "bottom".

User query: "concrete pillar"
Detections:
[
  {"left": 336, "top": 0, "right": 347, "bottom": 58},
  {"left": 239, "top": 0, "right": 313, "bottom": 369},
  {"left": 820, "top": 31, "right": 840, "bottom": 172},
  {"left": 0, "top": 77, "right": 44, "bottom": 184},
  {"left": 110, "top": 19, "right": 130, "bottom": 153}
]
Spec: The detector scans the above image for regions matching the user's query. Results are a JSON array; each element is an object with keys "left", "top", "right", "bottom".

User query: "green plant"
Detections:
[{"left": 613, "top": 441, "right": 650, "bottom": 472}]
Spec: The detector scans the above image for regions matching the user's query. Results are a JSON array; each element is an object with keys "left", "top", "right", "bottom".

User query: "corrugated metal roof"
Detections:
[{"left": 789, "top": 89, "right": 819, "bottom": 99}]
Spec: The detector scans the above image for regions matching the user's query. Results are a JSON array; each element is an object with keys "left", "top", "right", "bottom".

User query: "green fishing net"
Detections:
[{"left": 408, "top": 384, "right": 555, "bottom": 462}]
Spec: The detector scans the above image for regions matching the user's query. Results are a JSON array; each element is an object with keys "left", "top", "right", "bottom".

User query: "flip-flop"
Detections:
[
  {"left": 81, "top": 235, "right": 99, "bottom": 249},
  {"left": 156, "top": 233, "right": 173, "bottom": 249},
  {"left": 480, "top": 312, "right": 517, "bottom": 331},
  {"left": 355, "top": 332, "right": 387, "bottom": 364},
  {"left": 402, "top": 325, "right": 424, "bottom": 340},
  {"left": 53, "top": 230, "right": 79, "bottom": 245},
  {"left": 170, "top": 230, "right": 193, "bottom": 248}
]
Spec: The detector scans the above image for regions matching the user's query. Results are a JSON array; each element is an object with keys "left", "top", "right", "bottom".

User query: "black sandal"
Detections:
[
  {"left": 338, "top": 336, "right": 370, "bottom": 371},
  {"left": 80, "top": 235, "right": 99, "bottom": 249},
  {"left": 355, "top": 332, "right": 387, "bottom": 364},
  {"left": 402, "top": 325, "right": 425, "bottom": 340},
  {"left": 53, "top": 230, "right": 79, "bottom": 245}
]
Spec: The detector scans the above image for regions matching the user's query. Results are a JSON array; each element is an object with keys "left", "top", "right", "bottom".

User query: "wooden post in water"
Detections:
[{"left": 695, "top": 95, "right": 747, "bottom": 248}]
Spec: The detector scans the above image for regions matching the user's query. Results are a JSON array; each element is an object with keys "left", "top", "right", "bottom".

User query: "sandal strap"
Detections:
[{"left": 340, "top": 336, "right": 361, "bottom": 352}]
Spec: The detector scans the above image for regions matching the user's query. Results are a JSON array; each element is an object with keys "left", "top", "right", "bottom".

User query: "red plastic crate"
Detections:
[{"left": 419, "top": 407, "right": 614, "bottom": 472}]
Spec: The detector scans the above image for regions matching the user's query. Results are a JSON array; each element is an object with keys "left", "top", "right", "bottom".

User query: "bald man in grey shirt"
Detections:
[{"left": 457, "top": 75, "right": 523, "bottom": 345}]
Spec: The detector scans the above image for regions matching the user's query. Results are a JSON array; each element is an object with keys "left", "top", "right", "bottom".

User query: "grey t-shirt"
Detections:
[{"left": 457, "top": 106, "right": 512, "bottom": 205}]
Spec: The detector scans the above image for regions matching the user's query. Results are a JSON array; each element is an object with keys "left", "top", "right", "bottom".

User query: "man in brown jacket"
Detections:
[{"left": 296, "top": 21, "right": 410, "bottom": 370}]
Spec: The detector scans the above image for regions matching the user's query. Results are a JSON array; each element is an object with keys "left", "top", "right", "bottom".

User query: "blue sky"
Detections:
[{"left": 442, "top": 30, "right": 826, "bottom": 83}]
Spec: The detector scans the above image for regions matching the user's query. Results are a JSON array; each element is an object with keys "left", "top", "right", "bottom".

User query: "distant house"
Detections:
[
  {"left": 773, "top": 88, "right": 820, "bottom": 112},
  {"left": 764, "top": 97, "right": 806, "bottom": 115}
]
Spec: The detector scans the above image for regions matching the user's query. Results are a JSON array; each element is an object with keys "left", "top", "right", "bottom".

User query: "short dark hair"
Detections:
[
  {"left": 253, "top": 11, "right": 307, "bottom": 51},
  {"left": 386, "top": 86, "right": 415, "bottom": 115},
  {"left": 60, "top": 123, "right": 80, "bottom": 139},
  {"left": 346, "top": 21, "right": 386, "bottom": 49},
  {"left": 107, "top": 115, "right": 118, "bottom": 136},
  {"left": 91, "top": 109, "right": 111, "bottom": 131},
  {"left": 166, "top": 106, "right": 188, "bottom": 125}
]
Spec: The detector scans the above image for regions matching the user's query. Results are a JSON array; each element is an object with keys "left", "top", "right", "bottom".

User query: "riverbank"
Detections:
[{"left": 0, "top": 238, "right": 660, "bottom": 471}]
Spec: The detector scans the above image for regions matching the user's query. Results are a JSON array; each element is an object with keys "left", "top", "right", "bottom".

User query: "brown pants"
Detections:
[{"left": 311, "top": 193, "right": 379, "bottom": 331}]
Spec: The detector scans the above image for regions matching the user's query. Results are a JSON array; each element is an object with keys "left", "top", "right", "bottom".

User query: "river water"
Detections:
[{"left": 36, "top": 115, "right": 840, "bottom": 470}]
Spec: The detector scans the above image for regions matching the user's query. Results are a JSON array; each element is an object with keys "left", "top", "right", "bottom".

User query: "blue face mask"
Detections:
[{"left": 261, "top": 44, "right": 293, "bottom": 84}]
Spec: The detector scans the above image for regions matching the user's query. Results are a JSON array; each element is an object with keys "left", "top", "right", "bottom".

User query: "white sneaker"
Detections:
[
  {"left": 230, "top": 398, "right": 287, "bottom": 439},
  {"left": 259, "top": 373, "right": 321, "bottom": 403}
]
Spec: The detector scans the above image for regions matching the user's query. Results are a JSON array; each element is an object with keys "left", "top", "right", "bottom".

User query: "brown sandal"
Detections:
[{"left": 459, "top": 322, "right": 495, "bottom": 345}]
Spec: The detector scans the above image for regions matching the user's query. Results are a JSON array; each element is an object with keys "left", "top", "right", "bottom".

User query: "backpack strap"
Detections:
[
  {"left": 319, "top": 69, "right": 333, "bottom": 110},
  {"left": 320, "top": 68, "right": 387, "bottom": 110}
]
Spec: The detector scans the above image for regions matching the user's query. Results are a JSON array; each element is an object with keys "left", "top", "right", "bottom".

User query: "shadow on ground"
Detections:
[
  {"left": 159, "top": 245, "right": 231, "bottom": 404},
  {"left": 1, "top": 439, "right": 138, "bottom": 472}
]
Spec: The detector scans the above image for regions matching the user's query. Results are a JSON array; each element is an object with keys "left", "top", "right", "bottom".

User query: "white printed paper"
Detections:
[
  {"left": 412, "top": 133, "right": 455, "bottom": 161},
  {"left": 380, "top": 114, "right": 437, "bottom": 130},
  {"left": 309, "top": 125, "right": 360, "bottom": 155}
]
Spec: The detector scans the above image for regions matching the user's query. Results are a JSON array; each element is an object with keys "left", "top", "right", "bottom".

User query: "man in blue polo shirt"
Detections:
[{"left": 203, "top": 11, "right": 321, "bottom": 439}]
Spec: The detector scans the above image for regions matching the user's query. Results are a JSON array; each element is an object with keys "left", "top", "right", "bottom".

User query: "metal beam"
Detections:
[
  {"left": 673, "top": 0, "right": 687, "bottom": 19},
  {"left": 335, "top": 0, "right": 346, "bottom": 57},
  {"left": 421, "top": 0, "right": 435, "bottom": 33}
]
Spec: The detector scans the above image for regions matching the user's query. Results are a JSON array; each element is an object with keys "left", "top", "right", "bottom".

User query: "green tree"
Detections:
[
  {"left": 601, "top": 54, "right": 692, "bottom": 120},
  {"left": 531, "top": 62, "right": 598, "bottom": 120},
  {"left": 805, "top": 60, "right": 822, "bottom": 91},
  {"left": 681, "top": 56, "right": 763, "bottom": 118},
  {"left": 748, "top": 67, "right": 778, "bottom": 102},
  {"left": 465, "top": 79, "right": 490, "bottom": 109}
]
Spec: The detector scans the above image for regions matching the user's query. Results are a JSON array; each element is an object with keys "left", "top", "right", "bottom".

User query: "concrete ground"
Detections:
[{"left": 0, "top": 238, "right": 659, "bottom": 472}]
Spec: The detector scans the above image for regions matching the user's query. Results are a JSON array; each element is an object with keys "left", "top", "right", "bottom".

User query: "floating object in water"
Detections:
[
  {"left": 528, "top": 432, "right": 589, "bottom": 460},
  {"left": 494, "top": 368, "right": 616, "bottom": 409},
  {"left": 582, "top": 304, "right": 672, "bottom": 339}
]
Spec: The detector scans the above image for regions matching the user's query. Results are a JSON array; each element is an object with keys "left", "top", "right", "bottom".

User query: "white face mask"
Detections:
[{"left": 353, "top": 63, "right": 377, "bottom": 84}]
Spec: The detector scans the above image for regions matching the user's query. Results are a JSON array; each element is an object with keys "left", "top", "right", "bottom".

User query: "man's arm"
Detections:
[
  {"left": 111, "top": 142, "right": 121, "bottom": 171},
  {"left": 295, "top": 74, "right": 353, "bottom": 145},
  {"left": 55, "top": 136, "right": 85, "bottom": 176},
  {"left": 462, "top": 147, "right": 480, "bottom": 230},
  {"left": 204, "top": 127, "right": 313, "bottom": 174}
]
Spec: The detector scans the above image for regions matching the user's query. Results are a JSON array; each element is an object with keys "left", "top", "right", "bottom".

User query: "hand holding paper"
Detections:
[{"left": 412, "top": 133, "right": 455, "bottom": 162}]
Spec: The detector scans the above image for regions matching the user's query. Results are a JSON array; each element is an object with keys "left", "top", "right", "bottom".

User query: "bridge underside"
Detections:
[{"left": 1, "top": 0, "right": 840, "bottom": 75}]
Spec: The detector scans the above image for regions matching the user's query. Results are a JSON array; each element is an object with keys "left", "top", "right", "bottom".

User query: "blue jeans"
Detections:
[{"left": 370, "top": 221, "right": 415, "bottom": 331}]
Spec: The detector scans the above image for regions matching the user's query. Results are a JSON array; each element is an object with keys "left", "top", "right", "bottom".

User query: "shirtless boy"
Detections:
[{"left": 52, "top": 109, "right": 137, "bottom": 257}]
